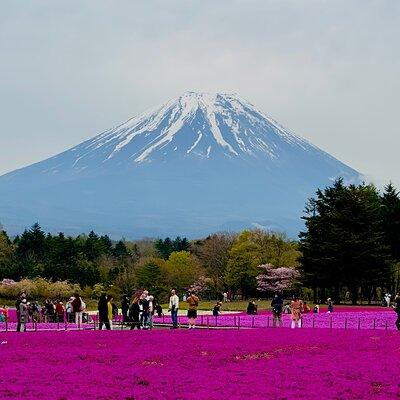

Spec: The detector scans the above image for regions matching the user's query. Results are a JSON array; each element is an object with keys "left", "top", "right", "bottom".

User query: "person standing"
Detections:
[
  {"left": 223, "top": 292, "right": 228, "bottom": 303},
  {"left": 98, "top": 294, "right": 110, "bottom": 330},
  {"left": 66, "top": 298, "right": 74, "bottom": 323},
  {"left": 148, "top": 295, "right": 154, "bottom": 329},
  {"left": 186, "top": 291, "right": 199, "bottom": 329},
  {"left": 107, "top": 295, "right": 114, "bottom": 330},
  {"left": 129, "top": 295, "right": 141, "bottom": 330},
  {"left": 19, "top": 298, "right": 28, "bottom": 332},
  {"left": 72, "top": 293, "right": 84, "bottom": 326},
  {"left": 55, "top": 301, "right": 65, "bottom": 323},
  {"left": 121, "top": 295, "right": 130, "bottom": 323},
  {"left": 15, "top": 292, "right": 26, "bottom": 332},
  {"left": 385, "top": 293, "right": 391, "bottom": 308},
  {"left": 327, "top": 298, "right": 334, "bottom": 313},
  {"left": 291, "top": 296, "right": 303, "bottom": 328},
  {"left": 271, "top": 294, "right": 283, "bottom": 327},
  {"left": 168, "top": 289, "right": 179, "bottom": 329},
  {"left": 213, "top": 302, "right": 222, "bottom": 317}
]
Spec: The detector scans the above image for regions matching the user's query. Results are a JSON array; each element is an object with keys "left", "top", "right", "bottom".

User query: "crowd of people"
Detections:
[
  {"left": 7, "top": 290, "right": 400, "bottom": 332},
  {"left": 13, "top": 292, "right": 90, "bottom": 332}
]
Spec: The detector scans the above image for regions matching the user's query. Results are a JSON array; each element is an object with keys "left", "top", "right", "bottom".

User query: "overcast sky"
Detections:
[{"left": 1, "top": 0, "right": 399, "bottom": 187}]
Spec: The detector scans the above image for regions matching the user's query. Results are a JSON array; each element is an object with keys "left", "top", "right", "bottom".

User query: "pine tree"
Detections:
[{"left": 300, "top": 180, "right": 390, "bottom": 304}]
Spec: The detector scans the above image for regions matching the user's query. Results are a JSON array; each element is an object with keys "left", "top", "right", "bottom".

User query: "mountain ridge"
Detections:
[{"left": 0, "top": 91, "right": 362, "bottom": 238}]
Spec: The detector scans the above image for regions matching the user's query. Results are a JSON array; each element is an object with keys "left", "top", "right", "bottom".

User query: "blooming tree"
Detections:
[
  {"left": 190, "top": 276, "right": 213, "bottom": 296},
  {"left": 256, "top": 263, "right": 300, "bottom": 293}
]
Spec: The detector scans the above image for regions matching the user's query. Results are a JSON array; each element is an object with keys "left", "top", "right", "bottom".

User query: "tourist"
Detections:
[
  {"left": 140, "top": 291, "right": 150, "bottom": 329},
  {"left": 55, "top": 301, "right": 65, "bottom": 323},
  {"left": 186, "top": 291, "right": 199, "bottom": 329},
  {"left": 394, "top": 292, "right": 400, "bottom": 331},
  {"left": 98, "top": 294, "right": 110, "bottom": 330},
  {"left": 15, "top": 292, "right": 26, "bottom": 332},
  {"left": 384, "top": 293, "right": 391, "bottom": 308},
  {"left": 168, "top": 289, "right": 179, "bottom": 329},
  {"left": 283, "top": 302, "right": 291, "bottom": 314},
  {"left": 291, "top": 296, "right": 303, "bottom": 328},
  {"left": 44, "top": 299, "right": 55, "bottom": 322},
  {"left": 107, "top": 295, "right": 114, "bottom": 330},
  {"left": 154, "top": 301, "right": 163, "bottom": 317},
  {"left": 246, "top": 301, "right": 257, "bottom": 315},
  {"left": 223, "top": 292, "right": 228, "bottom": 303},
  {"left": 0, "top": 305, "right": 8, "bottom": 322},
  {"left": 66, "top": 297, "right": 74, "bottom": 323},
  {"left": 271, "top": 294, "right": 283, "bottom": 327},
  {"left": 213, "top": 302, "right": 222, "bottom": 317},
  {"left": 121, "top": 294, "right": 130, "bottom": 323},
  {"left": 147, "top": 295, "right": 154, "bottom": 329},
  {"left": 72, "top": 293, "right": 85, "bottom": 326},
  {"left": 327, "top": 298, "right": 334, "bottom": 313},
  {"left": 313, "top": 304, "right": 319, "bottom": 314},
  {"left": 19, "top": 298, "right": 28, "bottom": 332},
  {"left": 129, "top": 295, "right": 141, "bottom": 330}
]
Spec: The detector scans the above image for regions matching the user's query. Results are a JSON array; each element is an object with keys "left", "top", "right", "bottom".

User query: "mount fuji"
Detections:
[{"left": 0, "top": 92, "right": 361, "bottom": 238}]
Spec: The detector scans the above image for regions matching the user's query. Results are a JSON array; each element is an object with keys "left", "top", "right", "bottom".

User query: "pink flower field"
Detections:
[
  {"left": 153, "top": 310, "right": 397, "bottom": 330},
  {"left": 0, "top": 328, "right": 399, "bottom": 400}
]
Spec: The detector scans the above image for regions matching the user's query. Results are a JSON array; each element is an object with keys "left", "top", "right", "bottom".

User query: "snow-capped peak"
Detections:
[{"left": 68, "top": 91, "right": 320, "bottom": 168}]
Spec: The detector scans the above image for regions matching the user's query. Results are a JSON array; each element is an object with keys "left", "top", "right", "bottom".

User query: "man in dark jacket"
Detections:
[
  {"left": 98, "top": 293, "right": 110, "bottom": 330},
  {"left": 121, "top": 295, "right": 130, "bottom": 323},
  {"left": 15, "top": 292, "right": 26, "bottom": 332},
  {"left": 271, "top": 294, "right": 283, "bottom": 327}
]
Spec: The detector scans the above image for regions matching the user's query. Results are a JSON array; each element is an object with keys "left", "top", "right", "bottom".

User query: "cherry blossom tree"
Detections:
[{"left": 256, "top": 263, "right": 300, "bottom": 293}]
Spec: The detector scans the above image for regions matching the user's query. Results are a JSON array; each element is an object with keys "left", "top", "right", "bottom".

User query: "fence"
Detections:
[
  {"left": 0, "top": 311, "right": 396, "bottom": 332},
  {"left": 152, "top": 312, "right": 397, "bottom": 331}
]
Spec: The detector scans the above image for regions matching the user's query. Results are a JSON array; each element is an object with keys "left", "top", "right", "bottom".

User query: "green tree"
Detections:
[
  {"left": 0, "top": 230, "right": 16, "bottom": 279},
  {"left": 163, "top": 251, "right": 201, "bottom": 293},
  {"left": 224, "top": 231, "right": 263, "bottom": 297},
  {"left": 300, "top": 179, "right": 390, "bottom": 304}
]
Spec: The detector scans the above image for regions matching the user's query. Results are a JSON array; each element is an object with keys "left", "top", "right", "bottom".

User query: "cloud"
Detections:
[{"left": 0, "top": 0, "right": 399, "bottom": 186}]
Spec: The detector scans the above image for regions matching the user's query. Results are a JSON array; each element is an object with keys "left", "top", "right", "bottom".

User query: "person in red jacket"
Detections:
[{"left": 55, "top": 301, "right": 65, "bottom": 323}]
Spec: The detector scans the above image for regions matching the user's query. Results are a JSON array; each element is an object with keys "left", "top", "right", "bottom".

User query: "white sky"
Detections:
[{"left": 1, "top": 0, "right": 399, "bottom": 187}]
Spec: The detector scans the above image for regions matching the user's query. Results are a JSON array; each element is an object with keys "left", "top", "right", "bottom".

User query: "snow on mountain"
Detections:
[{"left": 0, "top": 92, "right": 362, "bottom": 238}]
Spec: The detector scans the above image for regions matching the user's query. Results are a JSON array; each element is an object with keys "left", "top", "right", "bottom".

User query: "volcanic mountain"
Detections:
[{"left": 0, "top": 92, "right": 361, "bottom": 238}]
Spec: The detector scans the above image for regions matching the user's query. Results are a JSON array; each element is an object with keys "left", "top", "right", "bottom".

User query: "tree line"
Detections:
[{"left": 1, "top": 179, "right": 400, "bottom": 304}]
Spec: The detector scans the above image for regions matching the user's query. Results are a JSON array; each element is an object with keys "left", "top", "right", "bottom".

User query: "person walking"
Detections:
[
  {"left": 291, "top": 296, "right": 303, "bottom": 328},
  {"left": 394, "top": 292, "right": 400, "bottom": 331},
  {"left": 271, "top": 294, "right": 283, "bottom": 327},
  {"left": 186, "top": 291, "right": 199, "bottom": 329},
  {"left": 129, "top": 295, "right": 141, "bottom": 330},
  {"left": 168, "top": 289, "right": 179, "bottom": 329},
  {"left": 98, "top": 294, "right": 110, "bottom": 330}
]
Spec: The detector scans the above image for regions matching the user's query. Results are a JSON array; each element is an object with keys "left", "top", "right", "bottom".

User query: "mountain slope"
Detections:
[{"left": 0, "top": 92, "right": 362, "bottom": 238}]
